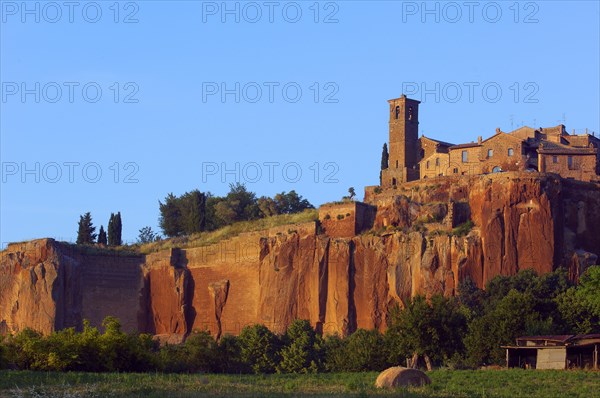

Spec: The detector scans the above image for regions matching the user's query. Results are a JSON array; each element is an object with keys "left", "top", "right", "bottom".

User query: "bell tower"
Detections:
[{"left": 387, "top": 95, "right": 420, "bottom": 184}]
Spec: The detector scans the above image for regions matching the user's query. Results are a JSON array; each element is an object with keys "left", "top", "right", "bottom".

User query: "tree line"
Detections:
[
  {"left": 1, "top": 267, "right": 598, "bottom": 373},
  {"left": 76, "top": 212, "right": 122, "bottom": 246},
  {"left": 74, "top": 184, "right": 313, "bottom": 245},
  {"left": 159, "top": 183, "right": 314, "bottom": 238}
]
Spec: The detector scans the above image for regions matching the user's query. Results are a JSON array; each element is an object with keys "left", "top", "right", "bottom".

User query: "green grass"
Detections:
[
  {"left": 0, "top": 369, "right": 597, "bottom": 397},
  {"left": 134, "top": 209, "right": 318, "bottom": 254}
]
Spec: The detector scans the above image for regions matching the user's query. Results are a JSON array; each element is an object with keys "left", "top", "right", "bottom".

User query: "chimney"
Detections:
[{"left": 477, "top": 136, "right": 482, "bottom": 144}]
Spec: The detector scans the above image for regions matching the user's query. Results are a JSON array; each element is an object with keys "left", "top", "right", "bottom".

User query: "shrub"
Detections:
[
  {"left": 184, "top": 330, "right": 218, "bottom": 373},
  {"left": 322, "top": 334, "right": 347, "bottom": 372},
  {"left": 342, "top": 329, "right": 388, "bottom": 371},
  {"left": 277, "top": 320, "right": 324, "bottom": 373},
  {"left": 452, "top": 220, "right": 474, "bottom": 236},
  {"left": 238, "top": 324, "right": 281, "bottom": 374},
  {"left": 215, "top": 334, "right": 243, "bottom": 373}
]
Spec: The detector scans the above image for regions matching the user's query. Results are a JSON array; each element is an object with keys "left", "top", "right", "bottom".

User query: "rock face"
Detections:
[
  {"left": 1, "top": 173, "right": 598, "bottom": 338},
  {"left": 375, "top": 367, "right": 431, "bottom": 388}
]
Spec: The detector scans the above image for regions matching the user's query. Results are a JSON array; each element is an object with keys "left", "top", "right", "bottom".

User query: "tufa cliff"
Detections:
[{"left": 1, "top": 173, "right": 598, "bottom": 339}]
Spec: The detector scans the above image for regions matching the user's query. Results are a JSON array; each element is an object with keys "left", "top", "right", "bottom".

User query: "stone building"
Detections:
[{"left": 381, "top": 95, "right": 600, "bottom": 185}]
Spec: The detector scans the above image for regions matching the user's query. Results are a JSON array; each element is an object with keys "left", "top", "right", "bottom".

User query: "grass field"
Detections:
[{"left": 0, "top": 369, "right": 598, "bottom": 398}]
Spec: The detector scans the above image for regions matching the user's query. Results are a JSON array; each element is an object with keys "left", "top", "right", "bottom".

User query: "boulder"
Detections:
[{"left": 375, "top": 366, "right": 431, "bottom": 388}]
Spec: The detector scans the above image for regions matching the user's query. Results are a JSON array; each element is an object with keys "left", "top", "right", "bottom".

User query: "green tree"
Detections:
[
  {"left": 114, "top": 212, "right": 123, "bottom": 245},
  {"left": 179, "top": 190, "right": 206, "bottom": 234},
  {"left": 76, "top": 212, "right": 97, "bottom": 244},
  {"left": 464, "top": 289, "right": 552, "bottom": 366},
  {"left": 97, "top": 225, "right": 107, "bottom": 245},
  {"left": 159, "top": 193, "right": 183, "bottom": 237},
  {"left": 257, "top": 196, "right": 279, "bottom": 217},
  {"left": 381, "top": 143, "right": 389, "bottom": 170},
  {"left": 555, "top": 266, "right": 600, "bottom": 334},
  {"left": 238, "top": 324, "right": 280, "bottom": 374},
  {"left": 277, "top": 320, "right": 323, "bottom": 373},
  {"left": 380, "top": 143, "right": 389, "bottom": 184},
  {"left": 342, "top": 329, "right": 388, "bottom": 371},
  {"left": 577, "top": 266, "right": 600, "bottom": 316},
  {"left": 184, "top": 330, "right": 217, "bottom": 373},
  {"left": 273, "top": 191, "right": 313, "bottom": 214},
  {"left": 322, "top": 334, "right": 347, "bottom": 372},
  {"left": 137, "top": 226, "right": 160, "bottom": 243},
  {"left": 215, "top": 334, "right": 243, "bottom": 373},
  {"left": 385, "top": 295, "right": 467, "bottom": 368},
  {"left": 348, "top": 187, "right": 356, "bottom": 200}
]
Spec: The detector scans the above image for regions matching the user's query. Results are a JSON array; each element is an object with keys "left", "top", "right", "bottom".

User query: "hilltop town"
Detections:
[{"left": 380, "top": 95, "right": 600, "bottom": 185}]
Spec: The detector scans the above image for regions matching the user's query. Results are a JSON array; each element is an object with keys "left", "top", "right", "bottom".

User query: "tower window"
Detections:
[
  {"left": 568, "top": 156, "right": 573, "bottom": 169},
  {"left": 408, "top": 106, "right": 413, "bottom": 121},
  {"left": 435, "top": 158, "right": 440, "bottom": 166},
  {"left": 426, "top": 161, "right": 430, "bottom": 169},
  {"left": 395, "top": 106, "right": 400, "bottom": 120},
  {"left": 508, "top": 148, "right": 514, "bottom": 156},
  {"left": 462, "top": 151, "right": 468, "bottom": 163},
  {"left": 488, "top": 149, "right": 493, "bottom": 157},
  {"left": 552, "top": 156, "right": 558, "bottom": 163},
  {"left": 396, "top": 160, "right": 399, "bottom": 169}
]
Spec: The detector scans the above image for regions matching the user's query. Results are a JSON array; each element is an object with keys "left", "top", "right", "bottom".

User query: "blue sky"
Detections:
[{"left": 1, "top": 1, "right": 599, "bottom": 246}]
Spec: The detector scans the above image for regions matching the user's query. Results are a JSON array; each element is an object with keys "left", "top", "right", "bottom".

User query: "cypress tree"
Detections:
[
  {"left": 107, "top": 213, "right": 115, "bottom": 245},
  {"left": 97, "top": 225, "right": 107, "bottom": 245},
  {"left": 380, "top": 143, "right": 389, "bottom": 185},
  {"left": 76, "top": 212, "right": 97, "bottom": 245},
  {"left": 180, "top": 190, "right": 206, "bottom": 235},
  {"left": 114, "top": 212, "right": 122, "bottom": 245}
]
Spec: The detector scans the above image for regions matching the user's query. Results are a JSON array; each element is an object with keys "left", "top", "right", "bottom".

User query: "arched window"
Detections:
[
  {"left": 435, "top": 158, "right": 440, "bottom": 166},
  {"left": 508, "top": 148, "right": 514, "bottom": 156},
  {"left": 395, "top": 106, "right": 400, "bottom": 120},
  {"left": 492, "top": 166, "right": 502, "bottom": 173},
  {"left": 426, "top": 161, "right": 430, "bottom": 169},
  {"left": 408, "top": 106, "right": 413, "bottom": 121}
]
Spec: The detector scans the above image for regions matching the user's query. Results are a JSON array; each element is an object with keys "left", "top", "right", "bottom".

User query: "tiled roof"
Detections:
[
  {"left": 449, "top": 143, "right": 481, "bottom": 150},
  {"left": 421, "top": 135, "right": 455, "bottom": 147},
  {"left": 538, "top": 140, "right": 597, "bottom": 154}
]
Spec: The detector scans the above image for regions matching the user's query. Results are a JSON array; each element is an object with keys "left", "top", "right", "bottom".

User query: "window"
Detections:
[
  {"left": 488, "top": 149, "right": 493, "bottom": 157},
  {"left": 426, "top": 161, "right": 430, "bottom": 169},
  {"left": 568, "top": 156, "right": 573, "bottom": 169},
  {"left": 395, "top": 106, "right": 400, "bottom": 120},
  {"left": 552, "top": 156, "right": 558, "bottom": 164},
  {"left": 453, "top": 168, "right": 459, "bottom": 174},
  {"left": 392, "top": 178, "right": 397, "bottom": 186},
  {"left": 408, "top": 106, "right": 413, "bottom": 121},
  {"left": 435, "top": 158, "right": 440, "bottom": 166},
  {"left": 508, "top": 148, "right": 514, "bottom": 156},
  {"left": 462, "top": 151, "right": 468, "bottom": 163},
  {"left": 492, "top": 166, "right": 502, "bottom": 173},
  {"left": 396, "top": 160, "right": 399, "bottom": 169}
]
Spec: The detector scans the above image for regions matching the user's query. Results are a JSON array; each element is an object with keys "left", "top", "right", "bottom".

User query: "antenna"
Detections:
[{"left": 510, "top": 114, "right": 514, "bottom": 129}]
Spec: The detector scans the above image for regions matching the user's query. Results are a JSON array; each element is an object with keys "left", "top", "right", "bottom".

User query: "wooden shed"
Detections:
[{"left": 503, "top": 334, "right": 600, "bottom": 369}]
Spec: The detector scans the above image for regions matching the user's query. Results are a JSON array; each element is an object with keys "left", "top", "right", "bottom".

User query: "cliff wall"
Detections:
[{"left": 1, "top": 173, "right": 598, "bottom": 338}]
